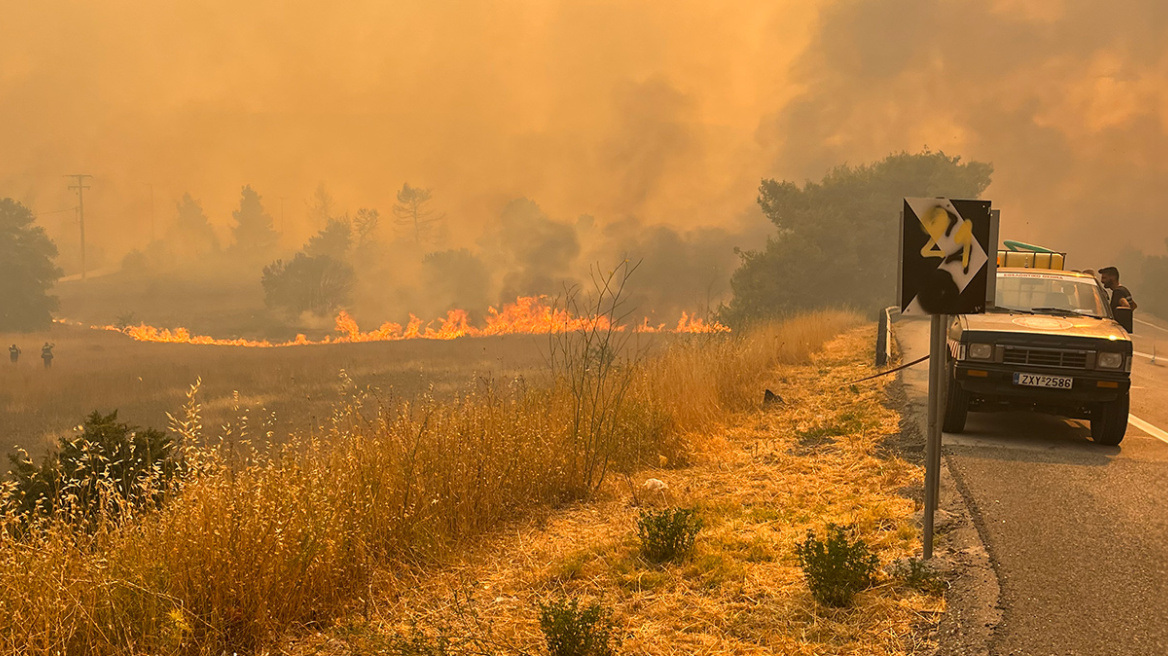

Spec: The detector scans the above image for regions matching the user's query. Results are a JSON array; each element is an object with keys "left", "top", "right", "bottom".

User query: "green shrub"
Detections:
[
  {"left": 637, "top": 507, "right": 702, "bottom": 563},
  {"left": 893, "top": 557, "right": 946, "bottom": 595},
  {"left": 5, "top": 410, "right": 179, "bottom": 522},
  {"left": 538, "top": 596, "right": 619, "bottom": 656},
  {"left": 795, "top": 524, "right": 878, "bottom": 607}
]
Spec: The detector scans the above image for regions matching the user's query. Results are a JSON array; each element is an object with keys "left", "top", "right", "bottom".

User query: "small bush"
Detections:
[
  {"left": 5, "top": 410, "right": 179, "bottom": 523},
  {"left": 795, "top": 524, "right": 878, "bottom": 607},
  {"left": 538, "top": 596, "right": 619, "bottom": 656},
  {"left": 637, "top": 507, "right": 702, "bottom": 563},
  {"left": 892, "top": 557, "right": 946, "bottom": 595}
]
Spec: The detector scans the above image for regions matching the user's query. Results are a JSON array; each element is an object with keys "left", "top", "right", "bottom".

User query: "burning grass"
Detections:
[
  {"left": 93, "top": 296, "right": 729, "bottom": 348},
  {"left": 0, "top": 310, "right": 860, "bottom": 655}
]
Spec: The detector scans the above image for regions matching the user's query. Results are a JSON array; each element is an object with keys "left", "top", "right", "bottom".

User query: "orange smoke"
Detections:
[{"left": 95, "top": 296, "right": 729, "bottom": 347}]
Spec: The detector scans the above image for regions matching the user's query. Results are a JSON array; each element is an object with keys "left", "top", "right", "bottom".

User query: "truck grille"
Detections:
[{"left": 1002, "top": 347, "right": 1088, "bottom": 369}]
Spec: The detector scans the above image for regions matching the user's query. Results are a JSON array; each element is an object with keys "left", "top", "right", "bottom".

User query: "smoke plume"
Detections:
[{"left": 3, "top": 0, "right": 1166, "bottom": 322}]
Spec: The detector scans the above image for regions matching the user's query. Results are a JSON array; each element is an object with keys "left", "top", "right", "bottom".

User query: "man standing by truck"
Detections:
[{"left": 1100, "top": 266, "right": 1136, "bottom": 311}]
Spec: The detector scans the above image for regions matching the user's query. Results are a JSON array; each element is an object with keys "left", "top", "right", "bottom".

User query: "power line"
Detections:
[{"left": 66, "top": 174, "right": 92, "bottom": 282}]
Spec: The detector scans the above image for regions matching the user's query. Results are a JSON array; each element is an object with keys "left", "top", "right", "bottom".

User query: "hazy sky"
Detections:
[{"left": 2, "top": 0, "right": 1166, "bottom": 270}]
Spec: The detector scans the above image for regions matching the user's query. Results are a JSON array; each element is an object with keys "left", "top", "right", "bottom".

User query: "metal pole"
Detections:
[
  {"left": 923, "top": 313, "right": 946, "bottom": 559},
  {"left": 67, "top": 174, "right": 92, "bottom": 281},
  {"left": 79, "top": 189, "right": 85, "bottom": 281}
]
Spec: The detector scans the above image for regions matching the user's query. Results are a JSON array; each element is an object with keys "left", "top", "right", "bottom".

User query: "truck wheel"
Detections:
[
  {"left": 1090, "top": 393, "right": 1129, "bottom": 446},
  {"left": 943, "top": 363, "right": 969, "bottom": 433}
]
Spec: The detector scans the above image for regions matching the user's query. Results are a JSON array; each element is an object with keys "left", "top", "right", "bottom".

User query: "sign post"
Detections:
[{"left": 899, "top": 198, "right": 996, "bottom": 559}]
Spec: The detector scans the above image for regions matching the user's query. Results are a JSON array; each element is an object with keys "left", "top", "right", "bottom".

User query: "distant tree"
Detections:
[
  {"left": 720, "top": 150, "right": 993, "bottom": 325},
  {"left": 422, "top": 248, "right": 491, "bottom": 311},
  {"left": 0, "top": 198, "right": 62, "bottom": 331},
  {"left": 353, "top": 207, "right": 380, "bottom": 246},
  {"left": 392, "top": 183, "right": 445, "bottom": 248},
  {"left": 303, "top": 217, "right": 352, "bottom": 261},
  {"left": 261, "top": 253, "right": 355, "bottom": 316},
  {"left": 306, "top": 184, "right": 336, "bottom": 227},
  {"left": 230, "top": 185, "right": 279, "bottom": 258},
  {"left": 168, "top": 193, "right": 220, "bottom": 260}
]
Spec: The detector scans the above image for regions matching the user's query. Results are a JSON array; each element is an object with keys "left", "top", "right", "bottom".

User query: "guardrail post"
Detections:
[{"left": 876, "top": 306, "right": 894, "bottom": 368}]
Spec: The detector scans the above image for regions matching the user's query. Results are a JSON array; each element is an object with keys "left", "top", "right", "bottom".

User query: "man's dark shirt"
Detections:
[{"left": 1110, "top": 285, "right": 1134, "bottom": 310}]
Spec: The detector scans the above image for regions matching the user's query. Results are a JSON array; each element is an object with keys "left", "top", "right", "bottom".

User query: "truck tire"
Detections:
[
  {"left": 1090, "top": 392, "right": 1129, "bottom": 446},
  {"left": 943, "top": 363, "right": 969, "bottom": 433}
]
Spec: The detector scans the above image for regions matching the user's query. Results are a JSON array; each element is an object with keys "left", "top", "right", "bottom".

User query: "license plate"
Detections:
[{"left": 1013, "top": 372, "right": 1073, "bottom": 389}]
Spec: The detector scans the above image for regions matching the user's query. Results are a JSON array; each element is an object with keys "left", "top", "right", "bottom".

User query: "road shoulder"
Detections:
[{"left": 886, "top": 322, "right": 1003, "bottom": 655}]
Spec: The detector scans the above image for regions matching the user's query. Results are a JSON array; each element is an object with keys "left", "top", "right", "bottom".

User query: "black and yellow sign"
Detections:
[{"left": 899, "top": 198, "right": 995, "bottom": 315}]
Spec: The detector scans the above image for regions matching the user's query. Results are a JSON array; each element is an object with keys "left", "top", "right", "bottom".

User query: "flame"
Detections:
[{"left": 93, "top": 296, "right": 729, "bottom": 347}]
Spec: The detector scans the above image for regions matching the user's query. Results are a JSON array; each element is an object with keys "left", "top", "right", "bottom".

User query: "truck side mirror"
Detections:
[{"left": 1114, "top": 307, "right": 1134, "bottom": 333}]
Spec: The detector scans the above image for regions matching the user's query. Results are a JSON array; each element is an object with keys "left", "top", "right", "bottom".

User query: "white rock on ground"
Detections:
[{"left": 643, "top": 478, "right": 668, "bottom": 492}]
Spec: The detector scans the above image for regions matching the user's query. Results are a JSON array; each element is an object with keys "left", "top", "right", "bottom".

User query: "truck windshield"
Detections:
[{"left": 994, "top": 274, "right": 1109, "bottom": 318}]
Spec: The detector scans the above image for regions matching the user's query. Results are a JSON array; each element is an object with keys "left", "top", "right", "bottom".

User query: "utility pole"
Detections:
[{"left": 66, "top": 174, "right": 93, "bottom": 281}]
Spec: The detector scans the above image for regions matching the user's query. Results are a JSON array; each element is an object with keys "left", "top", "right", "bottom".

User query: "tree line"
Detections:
[{"left": 3, "top": 151, "right": 1019, "bottom": 333}]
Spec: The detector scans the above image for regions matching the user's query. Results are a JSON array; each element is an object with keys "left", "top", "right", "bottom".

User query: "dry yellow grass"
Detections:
[
  {"left": 303, "top": 325, "right": 935, "bottom": 656},
  {"left": 0, "top": 324, "right": 555, "bottom": 460},
  {"left": 0, "top": 310, "right": 862, "bottom": 655}
]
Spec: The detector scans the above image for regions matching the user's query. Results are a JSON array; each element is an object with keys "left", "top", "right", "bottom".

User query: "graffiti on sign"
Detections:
[{"left": 899, "top": 198, "right": 995, "bottom": 315}]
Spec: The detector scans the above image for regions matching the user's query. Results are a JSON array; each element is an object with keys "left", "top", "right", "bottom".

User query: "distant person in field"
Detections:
[
  {"left": 41, "top": 342, "right": 53, "bottom": 369},
  {"left": 8, "top": 344, "right": 18, "bottom": 364},
  {"left": 1099, "top": 267, "right": 1136, "bottom": 311}
]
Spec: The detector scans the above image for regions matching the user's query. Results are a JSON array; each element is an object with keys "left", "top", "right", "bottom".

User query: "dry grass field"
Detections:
[
  {"left": 310, "top": 326, "right": 934, "bottom": 656},
  {"left": 0, "top": 323, "right": 558, "bottom": 462},
  {"left": 0, "top": 310, "right": 891, "bottom": 655}
]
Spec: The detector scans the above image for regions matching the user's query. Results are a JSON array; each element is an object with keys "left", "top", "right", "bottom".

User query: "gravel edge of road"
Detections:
[{"left": 884, "top": 328, "right": 1004, "bottom": 656}]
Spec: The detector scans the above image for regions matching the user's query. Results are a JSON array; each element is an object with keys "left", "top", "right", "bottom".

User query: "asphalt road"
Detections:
[{"left": 897, "top": 316, "right": 1168, "bottom": 656}]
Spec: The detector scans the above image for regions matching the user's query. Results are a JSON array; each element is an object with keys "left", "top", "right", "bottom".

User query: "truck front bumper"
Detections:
[{"left": 954, "top": 362, "right": 1130, "bottom": 407}]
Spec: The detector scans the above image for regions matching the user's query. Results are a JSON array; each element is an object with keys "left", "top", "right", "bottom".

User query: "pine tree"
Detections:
[
  {"left": 392, "top": 183, "right": 445, "bottom": 248},
  {"left": 231, "top": 185, "right": 279, "bottom": 258},
  {"left": 304, "top": 218, "right": 352, "bottom": 261},
  {"left": 0, "top": 198, "right": 62, "bottom": 331},
  {"left": 168, "top": 193, "right": 220, "bottom": 262}
]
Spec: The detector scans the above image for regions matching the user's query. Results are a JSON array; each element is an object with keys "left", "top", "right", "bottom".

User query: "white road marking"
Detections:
[
  {"left": 1129, "top": 414, "right": 1168, "bottom": 445},
  {"left": 1133, "top": 351, "right": 1160, "bottom": 362},
  {"left": 1135, "top": 318, "right": 1168, "bottom": 334}
]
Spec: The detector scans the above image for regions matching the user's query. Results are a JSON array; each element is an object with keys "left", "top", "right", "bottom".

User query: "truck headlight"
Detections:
[
  {"left": 968, "top": 343, "right": 994, "bottom": 360},
  {"left": 1097, "top": 352, "right": 1124, "bottom": 369}
]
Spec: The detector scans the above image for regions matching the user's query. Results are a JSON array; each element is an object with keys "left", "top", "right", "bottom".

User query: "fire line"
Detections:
[{"left": 91, "top": 295, "right": 729, "bottom": 347}]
